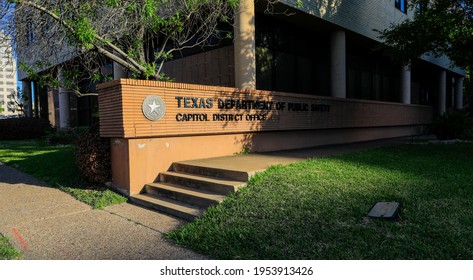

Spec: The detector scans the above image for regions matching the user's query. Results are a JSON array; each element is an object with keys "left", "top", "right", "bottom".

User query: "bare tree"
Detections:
[{"left": 1, "top": 0, "right": 236, "bottom": 95}]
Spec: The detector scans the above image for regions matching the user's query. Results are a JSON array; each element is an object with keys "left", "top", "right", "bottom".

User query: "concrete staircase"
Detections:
[
  {"left": 129, "top": 138, "right": 408, "bottom": 221},
  {"left": 130, "top": 161, "right": 249, "bottom": 221}
]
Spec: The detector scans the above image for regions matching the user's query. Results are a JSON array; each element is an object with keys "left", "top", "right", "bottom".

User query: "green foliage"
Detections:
[
  {"left": 0, "top": 236, "right": 21, "bottom": 260},
  {"left": 67, "top": 17, "right": 97, "bottom": 49},
  {"left": 10, "top": 0, "right": 237, "bottom": 84},
  {"left": 155, "top": 51, "right": 173, "bottom": 61},
  {"left": 126, "top": 2, "right": 137, "bottom": 13},
  {"left": 105, "top": 0, "right": 119, "bottom": 8},
  {"left": 0, "top": 140, "right": 85, "bottom": 186},
  {"left": 143, "top": 0, "right": 159, "bottom": 19},
  {"left": 45, "top": 127, "right": 88, "bottom": 145},
  {"left": 127, "top": 38, "right": 144, "bottom": 60},
  {"left": 59, "top": 186, "right": 127, "bottom": 209},
  {"left": 169, "top": 143, "right": 473, "bottom": 259},
  {"left": 379, "top": 0, "right": 473, "bottom": 69},
  {"left": 430, "top": 110, "right": 472, "bottom": 140},
  {"left": 143, "top": 63, "right": 157, "bottom": 79},
  {"left": 234, "top": 148, "right": 250, "bottom": 155},
  {"left": 0, "top": 139, "right": 126, "bottom": 208},
  {"left": 18, "top": 62, "right": 59, "bottom": 90},
  {"left": 0, "top": 118, "right": 51, "bottom": 140}
]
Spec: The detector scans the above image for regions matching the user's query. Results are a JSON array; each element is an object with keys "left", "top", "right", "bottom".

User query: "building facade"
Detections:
[
  {"left": 18, "top": 0, "right": 466, "bottom": 127},
  {"left": 164, "top": 0, "right": 465, "bottom": 111},
  {"left": 0, "top": 31, "right": 18, "bottom": 116},
  {"left": 17, "top": 0, "right": 467, "bottom": 195}
]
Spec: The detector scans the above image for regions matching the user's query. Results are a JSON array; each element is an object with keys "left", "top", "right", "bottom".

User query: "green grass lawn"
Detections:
[
  {"left": 0, "top": 236, "right": 21, "bottom": 260},
  {"left": 0, "top": 140, "right": 126, "bottom": 208},
  {"left": 168, "top": 143, "right": 473, "bottom": 259}
]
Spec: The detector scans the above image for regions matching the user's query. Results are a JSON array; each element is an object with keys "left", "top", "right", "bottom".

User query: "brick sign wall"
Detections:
[{"left": 98, "top": 79, "right": 433, "bottom": 139}]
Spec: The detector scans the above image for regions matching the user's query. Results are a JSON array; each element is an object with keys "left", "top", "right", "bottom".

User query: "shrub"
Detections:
[
  {"left": 46, "top": 126, "right": 88, "bottom": 145},
  {"left": 430, "top": 110, "right": 472, "bottom": 140},
  {"left": 76, "top": 123, "right": 111, "bottom": 184},
  {"left": 0, "top": 117, "right": 51, "bottom": 140}
]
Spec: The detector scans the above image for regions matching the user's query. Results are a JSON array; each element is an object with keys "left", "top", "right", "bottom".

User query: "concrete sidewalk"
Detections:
[
  {"left": 0, "top": 136, "right": 415, "bottom": 259},
  {"left": 177, "top": 137, "right": 412, "bottom": 177},
  {"left": 0, "top": 162, "right": 206, "bottom": 260}
]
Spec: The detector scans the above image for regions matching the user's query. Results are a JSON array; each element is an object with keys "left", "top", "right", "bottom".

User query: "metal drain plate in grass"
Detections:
[{"left": 368, "top": 202, "right": 400, "bottom": 219}]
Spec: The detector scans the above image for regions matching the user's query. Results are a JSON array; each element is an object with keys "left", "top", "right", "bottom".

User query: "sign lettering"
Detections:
[{"left": 173, "top": 96, "right": 331, "bottom": 122}]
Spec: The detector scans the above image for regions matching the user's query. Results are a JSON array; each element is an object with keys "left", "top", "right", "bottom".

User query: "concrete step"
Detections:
[
  {"left": 159, "top": 171, "right": 246, "bottom": 195},
  {"left": 130, "top": 194, "right": 203, "bottom": 221},
  {"left": 145, "top": 182, "right": 226, "bottom": 207},
  {"left": 172, "top": 161, "right": 250, "bottom": 181}
]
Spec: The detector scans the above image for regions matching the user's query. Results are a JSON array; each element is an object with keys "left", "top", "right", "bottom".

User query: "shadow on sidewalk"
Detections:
[{"left": 0, "top": 163, "right": 49, "bottom": 187}]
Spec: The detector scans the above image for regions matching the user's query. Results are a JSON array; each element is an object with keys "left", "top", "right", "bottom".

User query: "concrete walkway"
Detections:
[
  {"left": 177, "top": 137, "right": 411, "bottom": 177},
  {"left": 0, "top": 136, "right": 414, "bottom": 259},
  {"left": 0, "top": 163, "right": 206, "bottom": 260}
]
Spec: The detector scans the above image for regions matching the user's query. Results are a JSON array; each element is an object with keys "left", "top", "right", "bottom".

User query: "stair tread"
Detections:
[
  {"left": 174, "top": 161, "right": 249, "bottom": 172},
  {"left": 161, "top": 171, "right": 246, "bottom": 186},
  {"left": 132, "top": 194, "right": 203, "bottom": 216},
  {"left": 173, "top": 162, "right": 250, "bottom": 179},
  {"left": 146, "top": 182, "right": 227, "bottom": 202}
]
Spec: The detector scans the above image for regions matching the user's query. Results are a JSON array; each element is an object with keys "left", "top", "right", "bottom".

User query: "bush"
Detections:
[
  {"left": 430, "top": 110, "right": 472, "bottom": 140},
  {"left": 0, "top": 118, "right": 51, "bottom": 140},
  {"left": 46, "top": 127, "right": 88, "bottom": 145},
  {"left": 76, "top": 123, "right": 111, "bottom": 184}
]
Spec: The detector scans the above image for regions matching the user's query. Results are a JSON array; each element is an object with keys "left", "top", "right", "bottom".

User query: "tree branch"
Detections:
[{"left": 16, "top": 0, "right": 149, "bottom": 77}]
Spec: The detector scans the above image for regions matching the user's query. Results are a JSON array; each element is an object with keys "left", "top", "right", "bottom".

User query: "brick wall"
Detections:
[
  {"left": 99, "top": 79, "right": 433, "bottom": 194},
  {"left": 161, "top": 46, "right": 235, "bottom": 87},
  {"left": 98, "top": 79, "right": 433, "bottom": 139}
]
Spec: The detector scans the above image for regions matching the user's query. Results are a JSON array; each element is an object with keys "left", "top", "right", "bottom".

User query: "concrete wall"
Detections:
[
  {"left": 110, "top": 126, "right": 424, "bottom": 195},
  {"left": 282, "top": 0, "right": 407, "bottom": 41},
  {"left": 281, "top": 0, "right": 465, "bottom": 76}
]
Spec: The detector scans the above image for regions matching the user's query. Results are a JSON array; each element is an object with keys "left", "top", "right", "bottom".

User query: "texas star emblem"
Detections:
[{"left": 142, "top": 95, "right": 165, "bottom": 121}]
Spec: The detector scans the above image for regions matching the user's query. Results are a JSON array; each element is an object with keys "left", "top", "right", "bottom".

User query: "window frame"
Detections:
[{"left": 395, "top": 0, "right": 407, "bottom": 13}]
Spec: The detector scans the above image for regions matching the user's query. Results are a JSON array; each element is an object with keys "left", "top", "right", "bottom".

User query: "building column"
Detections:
[
  {"left": 234, "top": 0, "right": 256, "bottom": 90},
  {"left": 58, "top": 67, "right": 70, "bottom": 128},
  {"left": 400, "top": 65, "right": 411, "bottom": 104},
  {"left": 113, "top": 62, "right": 127, "bottom": 80},
  {"left": 330, "top": 30, "right": 346, "bottom": 98},
  {"left": 113, "top": 51, "right": 127, "bottom": 80},
  {"left": 21, "top": 80, "right": 33, "bottom": 117},
  {"left": 438, "top": 70, "right": 447, "bottom": 114},
  {"left": 32, "top": 81, "right": 39, "bottom": 118},
  {"left": 454, "top": 76, "right": 464, "bottom": 110}
]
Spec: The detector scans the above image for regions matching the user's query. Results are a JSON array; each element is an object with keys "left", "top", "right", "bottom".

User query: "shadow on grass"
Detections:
[
  {"left": 169, "top": 143, "right": 473, "bottom": 260},
  {"left": 331, "top": 143, "right": 473, "bottom": 200},
  {"left": 0, "top": 142, "right": 85, "bottom": 187},
  {"left": 0, "top": 140, "right": 127, "bottom": 208}
]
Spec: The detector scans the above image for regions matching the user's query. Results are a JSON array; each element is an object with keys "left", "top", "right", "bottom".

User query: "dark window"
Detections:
[
  {"left": 26, "top": 21, "right": 36, "bottom": 43},
  {"left": 255, "top": 14, "right": 330, "bottom": 95},
  {"left": 395, "top": 0, "right": 407, "bottom": 13},
  {"left": 416, "top": 0, "right": 429, "bottom": 15},
  {"left": 347, "top": 43, "right": 400, "bottom": 102}
]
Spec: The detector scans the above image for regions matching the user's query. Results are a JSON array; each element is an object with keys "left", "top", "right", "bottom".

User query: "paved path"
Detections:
[
  {"left": 0, "top": 136, "right": 420, "bottom": 259},
  {"left": 0, "top": 162, "right": 206, "bottom": 260},
  {"left": 178, "top": 137, "right": 413, "bottom": 176}
]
